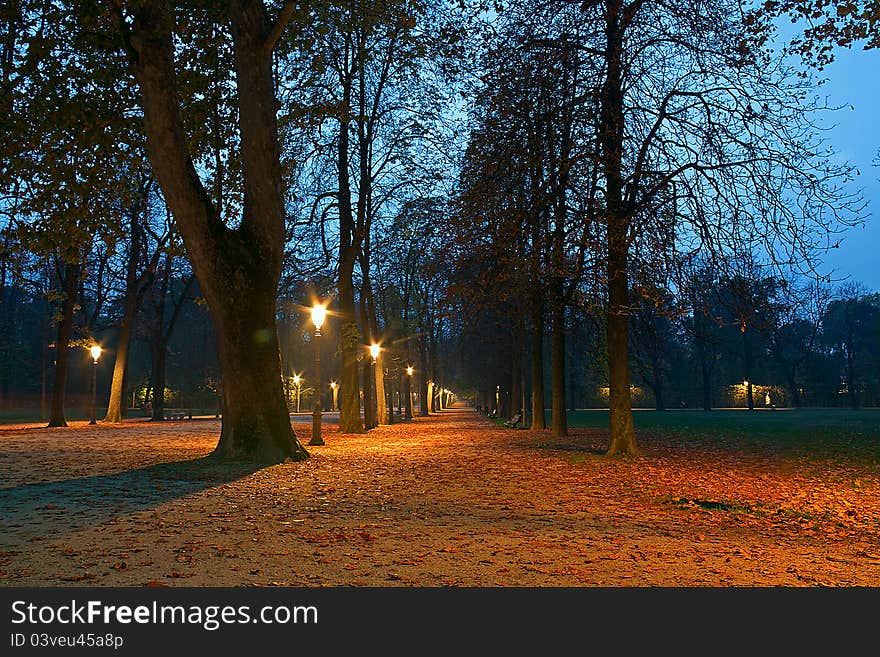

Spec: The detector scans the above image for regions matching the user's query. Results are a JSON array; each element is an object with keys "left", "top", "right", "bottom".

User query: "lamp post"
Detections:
[
  {"left": 310, "top": 302, "right": 327, "bottom": 446},
  {"left": 386, "top": 368, "right": 394, "bottom": 425},
  {"left": 369, "top": 344, "right": 380, "bottom": 429},
  {"left": 330, "top": 381, "right": 338, "bottom": 411},
  {"left": 293, "top": 374, "right": 302, "bottom": 413},
  {"left": 89, "top": 345, "right": 101, "bottom": 425},
  {"left": 405, "top": 365, "right": 413, "bottom": 420}
]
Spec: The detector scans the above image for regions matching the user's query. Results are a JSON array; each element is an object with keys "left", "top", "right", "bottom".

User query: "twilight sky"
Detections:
[{"left": 795, "top": 41, "right": 880, "bottom": 290}]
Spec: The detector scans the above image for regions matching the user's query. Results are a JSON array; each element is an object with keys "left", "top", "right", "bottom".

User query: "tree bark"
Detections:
[
  {"left": 530, "top": 295, "right": 546, "bottom": 430},
  {"left": 603, "top": 0, "right": 637, "bottom": 456},
  {"left": 48, "top": 261, "right": 80, "bottom": 427},
  {"left": 362, "top": 274, "right": 387, "bottom": 425},
  {"left": 338, "top": 275, "right": 364, "bottom": 433},
  {"left": 105, "top": 211, "right": 144, "bottom": 423},
  {"left": 358, "top": 298, "right": 376, "bottom": 429},
  {"left": 127, "top": 0, "right": 307, "bottom": 461},
  {"left": 104, "top": 292, "right": 137, "bottom": 422}
]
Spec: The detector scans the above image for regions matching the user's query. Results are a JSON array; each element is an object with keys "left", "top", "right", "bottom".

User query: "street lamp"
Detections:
[
  {"left": 404, "top": 365, "right": 414, "bottom": 420},
  {"left": 309, "top": 302, "right": 327, "bottom": 446},
  {"left": 330, "top": 381, "right": 338, "bottom": 411},
  {"left": 88, "top": 345, "right": 101, "bottom": 425},
  {"left": 369, "top": 343, "right": 380, "bottom": 429},
  {"left": 293, "top": 373, "right": 302, "bottom": 413}
]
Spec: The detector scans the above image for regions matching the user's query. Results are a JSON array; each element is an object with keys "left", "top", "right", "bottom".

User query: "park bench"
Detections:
[
  {"left": 503, "top": 412, "right": 523, "bottom": 429},
  {"left": 164, "top": 409, "right": 190, "bottom": 421}
]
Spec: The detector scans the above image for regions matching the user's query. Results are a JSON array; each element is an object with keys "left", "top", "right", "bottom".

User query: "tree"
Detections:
[
  {"left": 103, "top": 176, "right": 171, "bottom": 422},
  {"left": 754, "top": 0, "right": 880, "bottom": 68},
  {"left": 569, "top": 0, "right": 862, "bottom": 453},
  {"left": 820, "top": 284, "right": 879, "bottom": 408},
  {"left": 4, "top": 0, "right": 135, "bottom": 426},
  {"left": 118, "top": 0, "right": 308, "bottom": 462}
]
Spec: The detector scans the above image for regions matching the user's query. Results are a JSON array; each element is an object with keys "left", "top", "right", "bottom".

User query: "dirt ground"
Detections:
[{"left": 1, "top": 406, "right": 879, "bottom": 586}]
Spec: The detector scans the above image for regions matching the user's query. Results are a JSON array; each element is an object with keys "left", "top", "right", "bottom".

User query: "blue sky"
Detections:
[{"left": 792, "top": 41, "right": 880, "bottom": 290}]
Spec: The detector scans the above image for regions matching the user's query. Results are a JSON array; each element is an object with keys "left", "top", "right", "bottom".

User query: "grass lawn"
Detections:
[{"left": 559, "top": 408, "right": 880, "bottom": 463}]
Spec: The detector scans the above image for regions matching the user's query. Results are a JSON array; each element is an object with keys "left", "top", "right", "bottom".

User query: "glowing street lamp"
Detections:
[
  {"left": 330, "top": 381, "right": 338, "bottom": 411},
  {"left": 88, "top": 345, "right": 101, "bottom": 425},
  {"left": 367, "top": 344, "right": 380, "bottom": 429},
  {"left": 404, "top": 365, "right": 414, "bottom": 420},
  {"left": 293, "top": 373, "right": 302, "bottom": 413},
  {"left": 309, "top": 301, "right": 327, "bottom": 446}
]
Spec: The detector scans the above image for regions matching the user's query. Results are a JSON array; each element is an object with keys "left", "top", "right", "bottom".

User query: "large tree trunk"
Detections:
[
  {"left": 48, "top": 261, "right": 80, "bottom": 427},
  {"left": 530, "top": 295, "right": 546, "bottom": 430},
  {"left": 104, "top": 297, "right": 136, "bottom": 422},
  {"left": 105, "top": 213, "right": 143, "bottom": 423},
  {"left": 362, "top": 274, "right": 387, "bottom": 425},
  {"left": 334, "top": 58, "right": 364, "bottom": 434},
  {"left": 603, "top": 0, "right": 637, "bottom": 456},
  {"left": 127, "top": 0, "right": 307, "bottom": 461},
  {"left": 358, "top": 297, "right": 376, "bottom": 429},
  {"left": 0, "top": 231, "right": 12, "bottom": 405},
  {"left": 550, "top": 289, "right": 567, "bottom": 437},
  {"left": 210, "top": 285, "right": 307, "bottom": 461},
  {"left": 338, "top": 275, "right": 364, "bottom": 433},
  {"left": 41, "top": 311, "right": 49, "bottom": 421}
]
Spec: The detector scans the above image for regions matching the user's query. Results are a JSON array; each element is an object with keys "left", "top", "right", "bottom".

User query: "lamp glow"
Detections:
[
  {"left": 89, "top": 345, "right": 102, "bottom": 363},
  {"left": 369, "top": 343, "right": 381, "bottom": 361},
  {"left": 310, "top": 302, "right": 327, "bottom": 331},
  {"left": 406, "top": 365, "right": 414, "bottom": 376}
]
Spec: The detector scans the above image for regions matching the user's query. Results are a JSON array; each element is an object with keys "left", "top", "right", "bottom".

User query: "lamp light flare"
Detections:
[
  {"left": 330, "top": 381, "right": 338, "bottom": 389},
  {"left": 293, "top": 374, "right": 302, "bottom": 385},
  {"left": 89, "top": 345, "right": 101, "bottom": 363},
  {"left": 406, "top": 365, "right": 414, "bottom": 376},
  {"left": 310, "top": 302, "right": 327, "bottom": 331},
  {"left": 369, "top": 343, "right": 381, "bottom": 361}
]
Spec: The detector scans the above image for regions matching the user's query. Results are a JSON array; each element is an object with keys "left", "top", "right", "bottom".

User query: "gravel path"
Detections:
[{"left": 1, "top": 407, "right": 879, "bottom": 586}]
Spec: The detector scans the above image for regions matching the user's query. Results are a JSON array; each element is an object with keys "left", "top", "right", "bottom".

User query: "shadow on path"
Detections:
[{"left": 0, "top": 456, "right": 261, "bottom": 539}]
